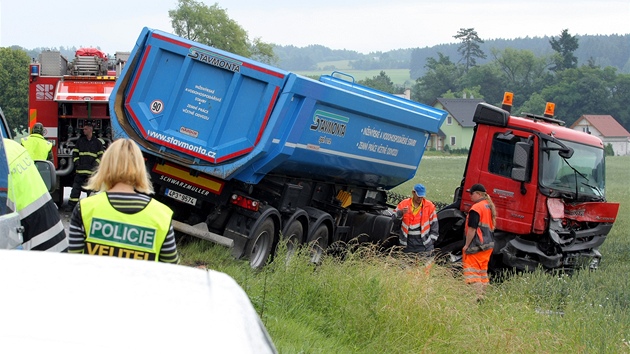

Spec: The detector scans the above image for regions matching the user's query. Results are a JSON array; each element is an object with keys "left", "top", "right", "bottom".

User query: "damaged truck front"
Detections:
[{"left": 435, "top": 97, "right": 620, "bottom": 272}]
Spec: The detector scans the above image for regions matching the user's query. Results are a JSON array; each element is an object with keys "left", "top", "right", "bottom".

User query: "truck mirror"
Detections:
[
  {"left": 511, "top": 142, "right": 531, "bottom": 182},
  {"left": 35, "top": 160, "right": 57, "bottom": 193}
]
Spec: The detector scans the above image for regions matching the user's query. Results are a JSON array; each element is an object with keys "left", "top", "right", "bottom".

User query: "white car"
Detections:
[{"left": 0, "top": 250, "right": 277, "bottom": 353}]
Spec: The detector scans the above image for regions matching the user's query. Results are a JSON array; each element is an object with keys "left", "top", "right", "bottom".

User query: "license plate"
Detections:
[{"left": 165, "top": 188, "right": 197, "bottom": 206}]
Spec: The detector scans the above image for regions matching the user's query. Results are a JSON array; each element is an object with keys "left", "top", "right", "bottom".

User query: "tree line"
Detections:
[
  {"left": 353, "top": 29, "right": 630, "bottom": 132},
  {"left": 410, "top": 28, "right": 630, "bottom": 131},
  {"left": 1, "top": 1, "right": 628, "bottom": 133}
]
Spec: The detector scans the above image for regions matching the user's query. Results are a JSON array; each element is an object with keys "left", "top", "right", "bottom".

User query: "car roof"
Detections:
[{"left": 0, "top": 250, "right": 276, "bottom": 353}]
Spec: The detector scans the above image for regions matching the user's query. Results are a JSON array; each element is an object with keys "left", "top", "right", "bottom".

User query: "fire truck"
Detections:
[{"left": 28, "top": 48, "right": 129, "bottom": 206}]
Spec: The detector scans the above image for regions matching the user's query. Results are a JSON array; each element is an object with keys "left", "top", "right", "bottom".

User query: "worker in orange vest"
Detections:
[
  {"left": 463, "top": 183, "right": 496, "bottom": 301},
  {"left": 394, "top": 183, "right": 439, "bottom": 255}
]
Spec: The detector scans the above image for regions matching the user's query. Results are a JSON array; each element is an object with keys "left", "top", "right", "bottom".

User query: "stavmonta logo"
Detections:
[{"left": 188, "top": 47, "right": 241, "bottom": 73}]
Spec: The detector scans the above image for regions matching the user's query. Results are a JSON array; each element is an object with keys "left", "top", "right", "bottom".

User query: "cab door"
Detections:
[{"left": 481, "top": 129, "right": 538, "bottom": 235}]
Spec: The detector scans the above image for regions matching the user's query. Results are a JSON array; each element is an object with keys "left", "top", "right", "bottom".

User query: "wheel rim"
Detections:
[
  {"left": 249, "top": 219, "right": 275, "bottom": 269},
  {"left": 250, "top": 231, "right": 272, "bottom": 268},
  {"left": 309, "top": 225, "right": 329, "bottom": 264},
  {"left": 283, "top": 221, "right": 303, "bottom": 261}
]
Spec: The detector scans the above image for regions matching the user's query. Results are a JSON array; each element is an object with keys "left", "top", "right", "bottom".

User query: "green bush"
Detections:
[{"left": 605, "top": 143, "right": 614, "bottom": 156}]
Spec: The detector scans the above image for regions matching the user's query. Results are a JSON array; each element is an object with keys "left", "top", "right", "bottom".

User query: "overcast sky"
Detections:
[{"left": 1, "top": 0, "right": 628, "bottom": 55}]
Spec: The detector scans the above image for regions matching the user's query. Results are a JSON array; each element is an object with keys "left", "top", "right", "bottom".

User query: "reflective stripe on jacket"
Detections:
[
  {"left": 80, "top": 193, "right": 172, "bottom": 261},
  {"left": 395, "top": 198, "right": 438, "bottom": 252},
  {"left": 465, "top": 199, "right": 495, "bottom": 254},
  {"left": 21, "top": 134, "right": 52, "bottom": 160},
  {"left": 72, "top": 136, "right": 103, "bottom": 175},
  {"left": 5, "top": 138, "right": 68, "bottom": 251}
]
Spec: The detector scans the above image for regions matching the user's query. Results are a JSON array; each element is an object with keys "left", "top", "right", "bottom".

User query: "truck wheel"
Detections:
[
  {"left": 247, "top": 218, "right": 275, "bottom": 269},
  {"left": 282, "top": 220, "right": 303, "bottom": 261},
  {"left": 308, "top": 224, "right": 329, "bottom": 264}
]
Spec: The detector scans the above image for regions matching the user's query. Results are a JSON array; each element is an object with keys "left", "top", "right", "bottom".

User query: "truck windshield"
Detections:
[{"left": 540, "top": 139, "right": 605, "bottom": 199}]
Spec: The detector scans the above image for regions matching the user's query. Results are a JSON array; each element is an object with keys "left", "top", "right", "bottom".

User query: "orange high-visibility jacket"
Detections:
[
  {"left": 395, "top": 198, "right": 438, "bottom": 251},
  {"left": 465, "top": 199, "right": 495, "bottom": 254}
]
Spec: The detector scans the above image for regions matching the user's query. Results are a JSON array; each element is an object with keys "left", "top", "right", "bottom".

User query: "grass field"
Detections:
[
  {"left": 178, "top": 155, "right": 629, "bottom": 353},
  {"left": 295, "top": 66, "right": 414, "bottom": 87}
]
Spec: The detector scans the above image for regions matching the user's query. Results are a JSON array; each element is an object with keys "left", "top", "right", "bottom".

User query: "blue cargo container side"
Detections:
[
  {"left": 111, "top": 28, "right": 446, "bottom": 189},
  {"left": 237, "top": 74, "right": 447, "bottom": 189}
]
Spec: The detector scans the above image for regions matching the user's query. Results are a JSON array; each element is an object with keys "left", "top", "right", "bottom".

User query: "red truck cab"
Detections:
[{"left": 437, "top": 99, "right": 620, "bottom": 271}]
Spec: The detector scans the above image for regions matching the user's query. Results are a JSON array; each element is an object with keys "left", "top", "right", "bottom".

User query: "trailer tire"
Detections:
[
  {"left": 308, "top": 224, "right": 329, "bottom": 264},
  {"left": 282, "top": 220, "right": 303, "bottom": 261},
  {"left": 246, "top": 218, "right": 275, "bottom": 269}
]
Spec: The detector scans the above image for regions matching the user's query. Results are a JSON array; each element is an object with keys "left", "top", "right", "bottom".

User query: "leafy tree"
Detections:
[
  {"left": 453, "top": 28, "right": 487, "bottom": 73},
  {"left": 517, "top": 92, "right": 548, "bottom": 117},
  {"left": 0, "top": 47, "right": 30, "bottom": 133},
  {"left": 539, "top": 66, "right": 618, "bottom": 126},
  {"left": 549, "top": 29, "right": 579, "bottom": 72},
  {"left": 249, "top": 37, "right": 276, "bottom": 64},
  {"left": 491, "top": 48, "right": 552, "bottom": 107},
  {"left": 608, "top": 73, "right": 630, "bottom": 131},
  {"left": 411, "top": 53, "right": 463, "bottom": 104},
  {"left": 439, "top": 86, "right": 483, "bottom": 100},
  {"left": 169, "top": 0, "right": 276, "bottom": 64},
  {"left": 461, "top": 64, "right": 504, "bottom": 105},
  {"left": 357, "top": 71, "right": 397, "bottom": 94}
]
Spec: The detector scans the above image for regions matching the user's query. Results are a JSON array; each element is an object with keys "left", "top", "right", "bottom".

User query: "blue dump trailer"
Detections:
[{"left": 110, "top": 28, "right": 447, "bottom": 267}]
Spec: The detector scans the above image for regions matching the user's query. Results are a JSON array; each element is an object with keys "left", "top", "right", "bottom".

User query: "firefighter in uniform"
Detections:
[
  {"left": 394, "top": 183, "right": 439, "bottom": 254},
  {"left": 66, "top": 121, "right": 103, "bottom": 211},
  {"left": 4, "top": 138, "right": 68, "bottom": 251},
  {"left": 463, "top": 183, "right": 496, "bottom": 301},
  {"left": 67, "top": 138, "right": 179, "bottom": 263},
  {"left": 20, "top": 122, "right": 53, "bottom": 161}
]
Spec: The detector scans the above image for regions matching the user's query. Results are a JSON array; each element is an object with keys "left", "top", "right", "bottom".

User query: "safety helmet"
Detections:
[{"left": 32, "top": 122, "right": 44, "bottom": 135}]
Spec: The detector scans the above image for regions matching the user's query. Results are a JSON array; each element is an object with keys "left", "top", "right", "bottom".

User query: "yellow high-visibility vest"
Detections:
[
  {"left": 80, "top": 193, "right": 172, "bottom": 261},
  {"left": 20, "top": 134, "right": 52, "bottom": 160}
]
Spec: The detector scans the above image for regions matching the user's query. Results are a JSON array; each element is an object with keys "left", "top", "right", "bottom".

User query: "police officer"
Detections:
[
  {"left": 4, "top": 138, "right": 68, "bottom": 251},
  {"left": 20, "top": 122, "right": 53, "bottom": 161},
  {"left": 67, "top": 139, "right": 179, "bottom": 263},
  {"left": 66, "top": 121, "right": 104, "bottom": 211}
]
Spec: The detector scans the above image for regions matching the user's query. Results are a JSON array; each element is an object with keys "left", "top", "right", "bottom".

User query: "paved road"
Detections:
[{"left": 60, "top": 209, "right": 72, "bottom": 234}]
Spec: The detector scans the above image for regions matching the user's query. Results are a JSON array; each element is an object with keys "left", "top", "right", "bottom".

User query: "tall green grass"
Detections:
[{"left": 178, "top": 155, "right": 630, "bottom": 353}]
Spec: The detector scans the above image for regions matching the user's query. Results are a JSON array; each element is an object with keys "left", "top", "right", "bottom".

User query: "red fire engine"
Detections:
[{"left": 28, "top": 48, "right": 129, "bottom": 206}]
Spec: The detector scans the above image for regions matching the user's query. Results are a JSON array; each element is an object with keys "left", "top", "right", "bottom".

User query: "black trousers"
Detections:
[{"left": 68, "top": 173, "right": 92, "bottom": 206}]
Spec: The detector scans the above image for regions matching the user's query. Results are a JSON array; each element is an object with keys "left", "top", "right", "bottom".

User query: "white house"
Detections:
[{"left": 570, "top": 115, "right": 630, "bottom": 156}]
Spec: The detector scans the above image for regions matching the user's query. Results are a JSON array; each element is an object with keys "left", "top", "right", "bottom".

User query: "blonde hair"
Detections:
[
  {"left": 85, "top": 138, "right": 154, "bottom": 194},
  {"left": 481, "top": 193, "right": 497, "bottom": 231}
]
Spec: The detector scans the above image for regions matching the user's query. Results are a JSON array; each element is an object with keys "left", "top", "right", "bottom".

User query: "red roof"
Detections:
[{"left": 571, "top": 115, "right": 630, "bottom": 138}]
